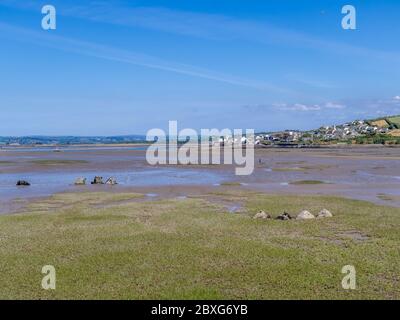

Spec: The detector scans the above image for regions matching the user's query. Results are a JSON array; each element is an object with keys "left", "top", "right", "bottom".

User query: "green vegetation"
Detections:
[
  {"left": 272, "top": 167, "right": 305, "bottom": 172},
  {"left": 377, "top": 194, "right": 394, "bottom": 201},
  {"left": 273, "top": 165, "right": 335, "bottom": 172},
  {"left": 0, "top": 161, "right": 14, "bottom": 165},
  {"left": 220, "top": 181, "right": 242, "bottom": 186},
  {"left": 354, "top": 134, "right": 400, "bottom": 145},
  {"left": 275, "top": 161, "right": 307, "bottom": 165},
  {"left": 0, "top": 190, "right": 399, "bottom": 299},
  {"left": 377, "top": 194, "right": 400, "bottom": 202},
  {"left": 289, "top": 180, "right": 327, "bottom": 185},
  {"left": 299, "top": 165, "right": 335, "bottom": 171},
  {"left": 386, "top": 116, "right": 400, "bottom": 128},
  {"left": 30, "top": 160, "right": 89, "bottom": 166}
]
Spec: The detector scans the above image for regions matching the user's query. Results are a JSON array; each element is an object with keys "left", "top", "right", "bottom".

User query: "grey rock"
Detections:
[
  {"left": 296, "top": 210, "right": 315, "bottom": 220},
  {"left": 253, "top": 210, "right": 272, "bottom": 220},
  {"left": 74, "top": 177, "right": 86, "bottom": 185},
  {"left": 105, "top": 177, "right": 118, "bottom": 185},
  {"left": 317, "top": 209, "right": 333, "bottom": 218},
  {"left": 91, "top": 176, "right": 104, "bottom": 185}
]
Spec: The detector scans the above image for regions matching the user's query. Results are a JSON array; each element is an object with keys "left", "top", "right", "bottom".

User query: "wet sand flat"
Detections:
[{"left": 0, "top": 145, "right": 399, "bottom": 213}]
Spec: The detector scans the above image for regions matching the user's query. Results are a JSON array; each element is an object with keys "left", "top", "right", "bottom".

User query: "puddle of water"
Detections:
[
  {"left": 337, "top": 231, "right": 370, "bottom": 243},
  {"left": 0, "top": 168, "right": 227, "bottom": 201},
  {"left": 145, "top": 193, "right": 158, "bottom": 198},
  {"left": 0, "top": 146, "right": 149, "bottom": 152},
  {"left": 356, "top": 171, "right": 400, "bottom": 182},
  {"left": 228, "top": 205, "right": 242, "bottom": 213}
]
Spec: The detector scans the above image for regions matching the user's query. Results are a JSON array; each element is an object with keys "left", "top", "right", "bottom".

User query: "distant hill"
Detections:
[
  {"left": 366, "top": 115, "right": 400, "bottom": 130},
  {"left": 0, "top": 135, "right": 147, "bottom": 146}
]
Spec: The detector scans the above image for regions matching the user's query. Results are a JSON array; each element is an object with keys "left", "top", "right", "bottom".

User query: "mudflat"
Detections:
[
  {"left": 1, "top": 145, "right": 399, "bottom": 211},
  {"left": 0, "top": 145, "right": 399, "bottom": 299}
]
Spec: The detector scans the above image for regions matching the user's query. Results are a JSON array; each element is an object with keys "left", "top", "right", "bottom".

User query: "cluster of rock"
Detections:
[
  {"left": 15, "top": 177, "right": 118, "bottom": 187},
  {"left": 16, "top": 180, "right": 30, "bottom": 186},
  {"left": 74, "top": 176, "right": 118, "bottom": 186},
  {"left": 253, "top": 209, "right": 333, "bottom": 221}
]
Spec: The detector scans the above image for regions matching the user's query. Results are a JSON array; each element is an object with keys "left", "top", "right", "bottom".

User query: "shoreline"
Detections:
[
  {"left": 3, "top": 183, "right": 400, "bottom": 217},
  {"left": 1, "top": 143, "right": 400, "bottom": 150}
]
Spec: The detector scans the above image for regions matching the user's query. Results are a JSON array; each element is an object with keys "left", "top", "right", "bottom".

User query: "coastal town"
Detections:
[
  {"left": 211, "top": 115, "right": 400, "bottom": 147},
  {"left": 254, "top": 115, "right": 400, "bottom": 146}
]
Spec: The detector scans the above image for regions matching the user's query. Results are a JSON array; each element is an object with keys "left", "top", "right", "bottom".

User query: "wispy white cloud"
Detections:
[
  {"left": 279, "top": 103, "right": 321, "bottom": 112},
  {"left": 0, "top": 21, "right": 291, "bottom": 93},
  {"left": 335, "top": 96, "right": 400, "bottom": 117},
  {"left": 60, "top": 4, "right": 400, "bottom": 63},
  {"left": 245, "top": 101, "right": 347, "bottom": 113},
  {"left": 244, "top": 102, "right": 322, "bottom": 112},
  {"left": 272, "top": 102, "right": 346, "bottom": 112},
  {"left": 324, "top": 102, "right": 346, "bottom": 109},
  {"left": 2, "top": 0, "right": 400, "bottom": 64}
]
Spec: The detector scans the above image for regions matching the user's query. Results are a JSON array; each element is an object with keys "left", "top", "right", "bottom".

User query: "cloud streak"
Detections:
[
  {"left": 2, "top": 0, "right": 399, "bottom": 64},
  {"left": 247, "top": 95, "right": 400, "bottom": 115},
  {"left": 0, "top": 21, "right": 292, "bottom": 93},
  {"left": 244, "top": 100, "right": 349, "bottom": 113}
]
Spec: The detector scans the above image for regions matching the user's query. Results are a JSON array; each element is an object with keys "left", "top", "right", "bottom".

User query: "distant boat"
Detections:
[{"left": 53, "top": 147, "right": 62, "bottom": 152}]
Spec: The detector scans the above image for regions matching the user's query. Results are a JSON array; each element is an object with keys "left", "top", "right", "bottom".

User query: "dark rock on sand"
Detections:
[
  {"left": 16, "top": 180, "right": 30, "bottom": 186},
  {"left": 91, "top": 176, "right": 104, "bottom": 185},
  {"left": 276, "top": 212, "right": 292, "bottom": 220}
]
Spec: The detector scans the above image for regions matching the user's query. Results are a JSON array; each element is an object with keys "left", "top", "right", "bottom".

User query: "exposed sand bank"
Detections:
[{"left": 1, "top": 145, "right": 399, "bottom": 214}]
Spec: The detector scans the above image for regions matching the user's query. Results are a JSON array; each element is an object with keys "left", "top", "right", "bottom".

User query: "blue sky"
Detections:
[{"left": 0, "top": 0, "right": 400, "bottom": 135}]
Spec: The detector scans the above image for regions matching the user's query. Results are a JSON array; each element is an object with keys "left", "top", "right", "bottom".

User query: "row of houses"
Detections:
[
  {"left": 314, "top": 120, "right": 390, "bottom": 141},
  {"left": 254, "top": 119, "right": 393, "bottom": 145}
]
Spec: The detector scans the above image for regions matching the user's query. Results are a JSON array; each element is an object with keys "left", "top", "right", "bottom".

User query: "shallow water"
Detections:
[
  {"left": 0, "top": 146, "right": 148, "bottom": 152},
  {"left": 0, "top": 168, "right": 227, "bottom": 202},
  {"left": 1, "top": 146, "right": 400, "bottom": 212}
]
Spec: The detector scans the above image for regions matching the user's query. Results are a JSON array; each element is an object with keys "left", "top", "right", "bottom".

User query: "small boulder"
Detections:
[
  {"left": 296, "top": 210, "right": 315, "bottom": 220},
  {"left": 74, "top": 177, "right": 86, "bottom": 185},
  {"left": 317, "top": 209, "right": 333, "bottom": 218},
  {"left": 253, "top": 210, "right": 272, "bottom": 220},
  {"left": 105, "top": 177, "right": 118, "bottom": 185},
  {"left": 16, "top": 180, "right": 30, "bottom": 186},
  {"left": 276, "top": 212, "right": 292, "bottom": 221},
  {"left": 91, "top": 176, "right": 104, "bottom": 185}
]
